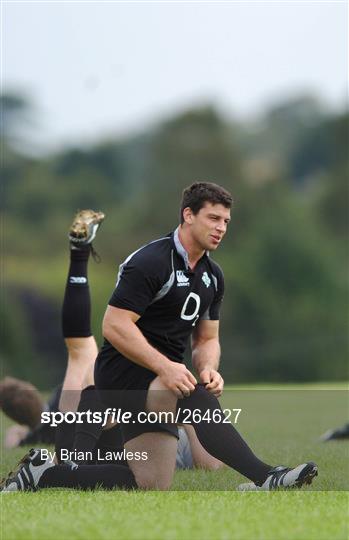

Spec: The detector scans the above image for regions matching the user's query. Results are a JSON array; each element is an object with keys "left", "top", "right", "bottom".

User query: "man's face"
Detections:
[{"left": 185, "top": 202, "right": 231, "bottom": 251}]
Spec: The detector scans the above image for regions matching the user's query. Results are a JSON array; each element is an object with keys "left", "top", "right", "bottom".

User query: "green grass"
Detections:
[
  {"left": 2, "top": 491, "right": 348, "bottom": 540},
  {"left": 1, "top": 386, "right": 348, "bottom": 540}
]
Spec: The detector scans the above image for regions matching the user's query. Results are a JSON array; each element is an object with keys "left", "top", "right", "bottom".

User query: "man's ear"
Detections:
[{"left": 182, "top": 207, "right": 194, "bottom": 224}]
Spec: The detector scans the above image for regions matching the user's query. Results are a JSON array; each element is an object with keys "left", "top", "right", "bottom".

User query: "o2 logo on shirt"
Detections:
[{"left": 180, "top": 292, "right": 201, "bottom": 326}]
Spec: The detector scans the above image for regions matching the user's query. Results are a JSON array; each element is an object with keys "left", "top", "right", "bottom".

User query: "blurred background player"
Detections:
[
  {"left": 54, "top": 209, "right": 104, "bottom": 461},
  {"left": 0, "top": 378, "right": 61, "bottom": 448},
  {"left": 320, "top": 423, "right": 349, "bottom": 442}
]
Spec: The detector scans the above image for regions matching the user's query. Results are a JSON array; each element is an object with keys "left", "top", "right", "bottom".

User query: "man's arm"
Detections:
[
  {"left": 191, "top": 319, "right": 224, "bottom": 396},
  {"left": 103, "top": 306, "right": 197, "bottom": 397}
]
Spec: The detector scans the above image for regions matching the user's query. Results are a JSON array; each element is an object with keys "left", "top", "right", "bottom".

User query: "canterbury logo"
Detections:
[
  {"left": 69, "top": 276, "right": 87, "bottom": 284},
  {"left": 202, "top": 272, "right": 211, "bottom": 288},
  {"left": 176, "top": 270, "right": 190, "bottom": 287}
]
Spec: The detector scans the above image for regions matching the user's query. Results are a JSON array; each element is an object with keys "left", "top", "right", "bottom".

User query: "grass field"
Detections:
[{"left": 1, "top": 385, "right": 348, "bottom": 540}]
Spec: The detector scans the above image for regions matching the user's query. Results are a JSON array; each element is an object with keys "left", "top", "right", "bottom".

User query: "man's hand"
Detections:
[
  {"left": 158, "top": 361, "right": 197, "bottom": 398},
  {"left": 199, "top": 369, "right": 224, "bottom": 397}
]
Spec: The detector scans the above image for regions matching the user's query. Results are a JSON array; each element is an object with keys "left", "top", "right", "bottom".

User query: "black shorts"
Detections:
[{"left": 94, "top": 353, "right": 178, "bottom": 444}]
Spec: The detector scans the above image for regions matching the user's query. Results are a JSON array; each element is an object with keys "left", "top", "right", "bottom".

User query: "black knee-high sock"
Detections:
[
  {"left": 56, "top": 247, "right": 93, "bottom": 460},
  {"left": 62, "top": 246, "right": 91, "bottom": 338},
  {"left": 38, "top": 463, "right": 137, "bottom": 490},
  {"left": 55, "top": 422, "right": 76, "bottom": 463},
  {"left": 177, "top": 385, "right": 272, "bottom": 485},
  {"left": 97, "top": 425, "right": 124, "bottom": 453},
  {"left": 72, "top": 385, "right": 105, "bottom": 463}
]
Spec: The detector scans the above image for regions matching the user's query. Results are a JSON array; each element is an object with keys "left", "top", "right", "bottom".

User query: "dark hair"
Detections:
[
  {"left": 180, "top": 182, "right": 233, "bottom": 224},
  {"left": 0, "top": 377, "right": 44, "bottom": 428}
]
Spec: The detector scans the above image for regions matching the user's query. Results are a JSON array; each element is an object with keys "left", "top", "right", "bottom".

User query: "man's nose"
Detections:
[{"left": 216, "top": 222, "right": 226, "bottom": 233}]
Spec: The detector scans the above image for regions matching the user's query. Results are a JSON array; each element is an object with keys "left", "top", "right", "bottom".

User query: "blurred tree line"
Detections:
[{"left": 1, "top": 93, "right": 348, "bottom": 387}]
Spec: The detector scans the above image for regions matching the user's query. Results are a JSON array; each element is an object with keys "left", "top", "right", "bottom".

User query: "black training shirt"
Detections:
[{"left": 96, "top": 229, "right": 224, "bottom": 385}]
